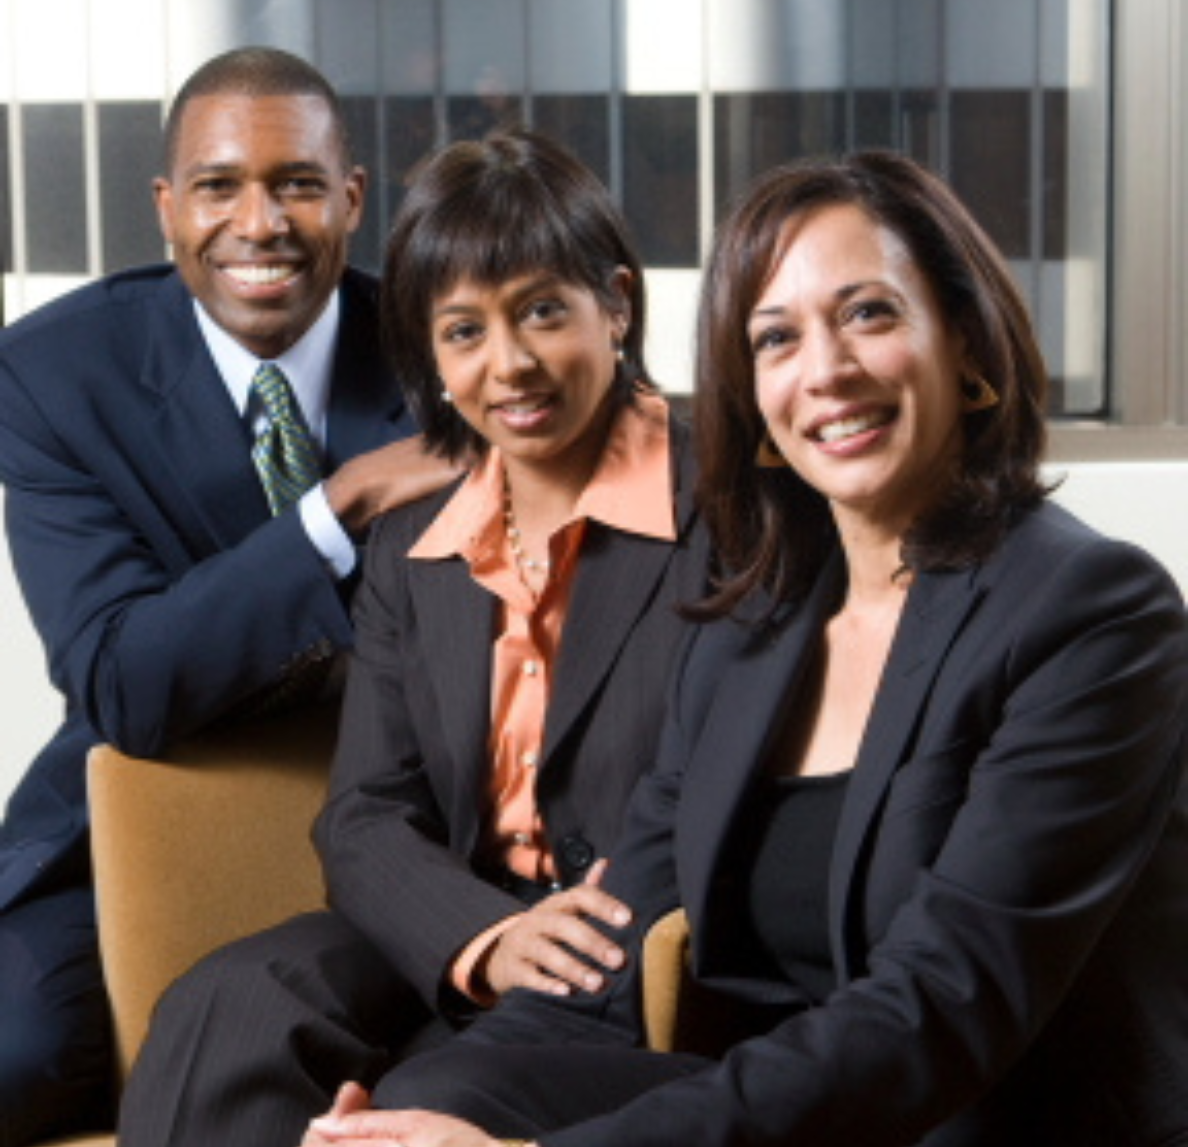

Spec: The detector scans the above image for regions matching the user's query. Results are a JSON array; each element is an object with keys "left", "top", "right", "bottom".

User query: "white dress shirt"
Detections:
[{"left": 194, "top": 294, "right": 356, "bottom": 579}]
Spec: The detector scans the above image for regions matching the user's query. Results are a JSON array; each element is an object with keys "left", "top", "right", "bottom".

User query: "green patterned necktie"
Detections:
[{"left": 250, "top": 362, "right": 322, "bottom": 515}]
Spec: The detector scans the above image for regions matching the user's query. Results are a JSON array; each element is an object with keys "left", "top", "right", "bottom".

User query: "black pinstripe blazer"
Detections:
[{"left": 314, "top": 416, "right": 710, "bottom": 1007}]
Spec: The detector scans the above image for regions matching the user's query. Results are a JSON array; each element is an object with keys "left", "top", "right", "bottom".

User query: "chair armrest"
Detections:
[
  {"left": 87, "top": 703, "right": 338, "bottom": 1078},
  {"left": 641, "top": 908, "right": 691, "bottom": 1052}
]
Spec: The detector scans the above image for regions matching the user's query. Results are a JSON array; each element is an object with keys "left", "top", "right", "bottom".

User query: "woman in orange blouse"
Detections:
[{"left": 117, "top": 128, "right": 709, "bottom": 1147}]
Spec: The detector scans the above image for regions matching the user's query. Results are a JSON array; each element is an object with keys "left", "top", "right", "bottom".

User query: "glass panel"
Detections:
[
  {"left": 1041, "top": 88, "right": 1069, "bottom": 262},
  {"left": 381, "top": 96, "right": 438, "bottom": 228},
  {"left": 340, "top": 94, "right": 382, "bottom": 272},
  {"left": 713, "top": 92, "right": 847, "bottom": 219},
  {"left": 949, "top": 90, "right": 1032, "bottom": 260},
  {"left": 98, "top": 101, "right": 165, "bottom": 272},
  {"left": 447, "top": 94, "right": 525, "bottom": 142},
  {"left": 850, "top": 91, "right": 895, "bottom": 151},
  {"left": 622, "top": 95, "right": 698, "bottom": 268},
  {"left": 533, "top": 95, "right": 610, "bottom": 187},
  {"left": 22, "top": 104, "right": 87, "bottom": 275},
  {"left": 527, "top": 0, "right": 613, "bottom": 93}
]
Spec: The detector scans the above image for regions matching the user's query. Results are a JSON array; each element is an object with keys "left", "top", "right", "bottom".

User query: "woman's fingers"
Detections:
[{"left": 483, "top": 876, "right": 632, "bottom": 996}]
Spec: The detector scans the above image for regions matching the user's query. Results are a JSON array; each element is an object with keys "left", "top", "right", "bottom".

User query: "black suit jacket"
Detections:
[
  {"left": 466, "top": 501, "right": 1188, "bottom": 1146},
  {"left": 0, "top": 265, "right": 414, "bottom": 911},
  {"left": 315, "top": 418, "right": 709, "bottom": 1008}
]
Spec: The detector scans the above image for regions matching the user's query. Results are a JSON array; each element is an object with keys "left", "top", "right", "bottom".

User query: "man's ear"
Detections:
[
  {"left": 152, "top": 177, "right": 176, "bottom": 245},
  {"left": 343, "top": 166, "right": 367, "bottom": 235}
]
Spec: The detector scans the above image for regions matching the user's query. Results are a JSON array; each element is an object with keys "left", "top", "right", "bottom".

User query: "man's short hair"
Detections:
[{"left": 161, "top": 46, "right": 354, "bottom": 174}]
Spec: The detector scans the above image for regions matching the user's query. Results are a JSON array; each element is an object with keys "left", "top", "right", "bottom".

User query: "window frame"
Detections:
[{"left": 1050, "top": 0, "right": 1188, "bottom": 462}]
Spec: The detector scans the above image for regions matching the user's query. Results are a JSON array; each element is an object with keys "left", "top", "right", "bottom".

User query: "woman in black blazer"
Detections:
[{"left": 307, "top": 153, "right": 1188, "bottom": 1146}]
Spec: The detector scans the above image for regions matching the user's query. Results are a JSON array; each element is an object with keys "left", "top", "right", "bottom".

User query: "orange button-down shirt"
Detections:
[{"left": 410, "top": 392, "right": 674, "bottom": 888}]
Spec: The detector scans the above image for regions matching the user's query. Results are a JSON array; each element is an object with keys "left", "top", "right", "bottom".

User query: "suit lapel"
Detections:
[
  {"left": 827, "top": 567, "right": 986, "bottom": 977},
  {"left": 542, "top": 525, "right": 674, "bottom": 760},
  {"left": 542, "top": 421, "right": 699, "bottom": 763},
  {"left": 407, "top": 555, "right": 496, "bottom": 853},
  {"left": 139, "top": 275, "right": 270, "bottom": 548},
  {"left": 323, "top": 271, "right": 411, "bottom": 467},
  {"left": 680, "top": 558, "right": 844, "bottom": 938}
]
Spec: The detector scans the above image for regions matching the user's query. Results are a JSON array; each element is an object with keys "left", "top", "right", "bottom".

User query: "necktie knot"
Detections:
[{"left": 250, "top": 363, "right": 322, "bottom": 515}]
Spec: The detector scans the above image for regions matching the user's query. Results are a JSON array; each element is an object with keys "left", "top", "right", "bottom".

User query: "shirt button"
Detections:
[
  {"left": 523, "top": 660, "right": 539, "bottom": 676},
  {"left": 521, "top": 750, "right": 539, "bottom": 767}
]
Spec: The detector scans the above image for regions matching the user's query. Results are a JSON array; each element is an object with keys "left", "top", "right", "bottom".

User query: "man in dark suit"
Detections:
[{"left": 0, "top": 46, "right": 453, "bottom": 1146}]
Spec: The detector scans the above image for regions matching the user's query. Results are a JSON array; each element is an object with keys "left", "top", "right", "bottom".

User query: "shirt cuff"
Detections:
[
  {"left": 299, "top": 484, "right": 357, "bottom": 580},
  {"left": 448, "top": 914, "right": 524, "bottom": 1006}
]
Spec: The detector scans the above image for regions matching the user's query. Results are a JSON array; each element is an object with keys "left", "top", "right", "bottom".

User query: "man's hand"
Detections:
[
  {"left": 480, "top": 859, "right": 631, "bottom": 997},
  {"left": 307, "top": 1091, "right": 508, "bottom": 1147},
  {"left": 325, "top": 436, "right": 463, "bottom": 537}
]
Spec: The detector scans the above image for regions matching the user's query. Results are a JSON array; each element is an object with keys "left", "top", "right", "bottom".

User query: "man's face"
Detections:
[{"left": 154, "top": 92, "right": 365, "bottom": 359}]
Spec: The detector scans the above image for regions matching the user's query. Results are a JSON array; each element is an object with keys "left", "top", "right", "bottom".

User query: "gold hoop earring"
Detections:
[
  {"left": 961, "top": 372, "right": 999, "bottom": 413},
  {"left": 755, "top": 434, "right": 787, "bottom": 468}
]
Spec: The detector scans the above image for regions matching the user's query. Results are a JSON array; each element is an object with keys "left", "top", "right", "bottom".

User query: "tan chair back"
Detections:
[{"left": 87, "top": 703, "right": 337, "bottom": 1079}]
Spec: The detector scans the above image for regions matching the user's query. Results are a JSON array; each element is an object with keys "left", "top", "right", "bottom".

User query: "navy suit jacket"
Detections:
[
  {"left": 0, "top": 264, "right": 415, "bottom": 912},
  {"left": 315, "top": 417, "right": 710, "bottom": 1009},
  {"left": 465, "top": 502, "right": 1188, "bottom": 1146}
]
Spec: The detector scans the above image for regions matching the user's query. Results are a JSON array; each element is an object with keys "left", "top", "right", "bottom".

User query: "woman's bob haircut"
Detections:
[{"left": 381, "top": 127, "right": 652, "bottom": 461}]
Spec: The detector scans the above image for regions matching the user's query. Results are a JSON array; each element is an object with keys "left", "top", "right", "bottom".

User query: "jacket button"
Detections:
[{"left": 559, "top": 835, "right": 595, "bottom": 871}]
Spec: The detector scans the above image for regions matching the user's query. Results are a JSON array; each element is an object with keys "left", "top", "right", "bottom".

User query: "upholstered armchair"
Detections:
[{"left": 39, "top": 705, "right": 694, "bottom": 1146}]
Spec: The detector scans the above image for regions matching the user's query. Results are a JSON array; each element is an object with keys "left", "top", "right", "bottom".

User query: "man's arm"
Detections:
[{"left": 0, "top": 353, "right": 454, "bottom": 758}]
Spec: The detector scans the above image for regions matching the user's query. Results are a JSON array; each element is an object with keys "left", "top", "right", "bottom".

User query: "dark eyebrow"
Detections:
[
  {"left": 182, "top": 159, "right": 331, "bottom": 181},
  {"left": 505, "top": 273, "right": 566, "bottom": 303},
  {"left": 432, "top": 274, "right": 567, "bottom": 321},
  {"left": 748, "top": 279, "right": 892, "bottom": 324},
  {"left": 272, "top": 161, "right": 333, "bottom": 177}
]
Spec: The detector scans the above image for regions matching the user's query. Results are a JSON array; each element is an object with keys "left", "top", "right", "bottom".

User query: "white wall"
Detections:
[
  {"left": 1, "top": 463, "right": 1187, "bottom": 812},
  {"left": 1048, "top": 461, "right": 1188, "bottom": 592}
]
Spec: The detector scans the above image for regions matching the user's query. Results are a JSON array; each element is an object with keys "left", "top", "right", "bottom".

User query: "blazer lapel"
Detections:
[
  {"left": 323, "top": 271, "right": 412, "bottom": 467},
  {"left": 140, "top": 276, "right": 270, "bottom": 549},
  {"left": 542, "top": 524, "right": 676, "bottom": 760},
  {"left": 680, "top": 558, "right": 845, "bottom": 942},
  {"left": 541, "top": 420, "right": 700, "bottom": 764},
  {"left": 827, "top": 567, "right": 987, "bottom": 979},
  {"left": 407, "top": 556, "right": 497, "bottom": 853}
]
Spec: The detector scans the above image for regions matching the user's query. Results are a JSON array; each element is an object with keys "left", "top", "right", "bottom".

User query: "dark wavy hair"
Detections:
[
  {"left": 694, "top": 150, "right": 1049, "bottom": 620},
  {"left": 161, "top": 46, "right": 354, "bottom": 175},
  {"left": 380, "top": 127, "right": 652, "bottom": 461}
]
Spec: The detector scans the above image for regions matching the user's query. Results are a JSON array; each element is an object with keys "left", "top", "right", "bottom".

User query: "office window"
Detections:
[
  {"left": 98, "top": 101, "right": 164, "bottom": 270},
  {"left": 5, "top": 0, "right": 1182, "bottom": 444},
  {"left": 622, "top": 95, "right": 699, "bottom": 268},
  {"left": 381, "top": 96, "right": 437, "bottom": 221},
  {"left": 340, "top": 94, "right": 383, "bottom": 269},
  {"left": 534, "top": 95, "right": 611, "bottom": 189},
  {"left": 22, "top": 104, "right": 87, "bottom": 275}
]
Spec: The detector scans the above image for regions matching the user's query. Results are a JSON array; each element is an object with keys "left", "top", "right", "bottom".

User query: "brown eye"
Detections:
[
  {"left": 750, "top": 325, "right": 798, "bottom": 357},
  {"left": 846, "top": 299, "right": 898, "bottom": 326}
]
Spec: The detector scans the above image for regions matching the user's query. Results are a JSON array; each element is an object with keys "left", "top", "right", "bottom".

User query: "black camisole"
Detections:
[{"left": 736, "top": 771, "right": 850, "bottom": 1004}]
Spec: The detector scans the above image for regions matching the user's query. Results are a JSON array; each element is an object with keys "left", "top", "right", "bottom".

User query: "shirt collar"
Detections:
[
  {"left": 194, "top": 291, "right": 340, "bottom": 443},
  {"left": 411, "top": 391, "right": 675, "bottom": 562}
]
